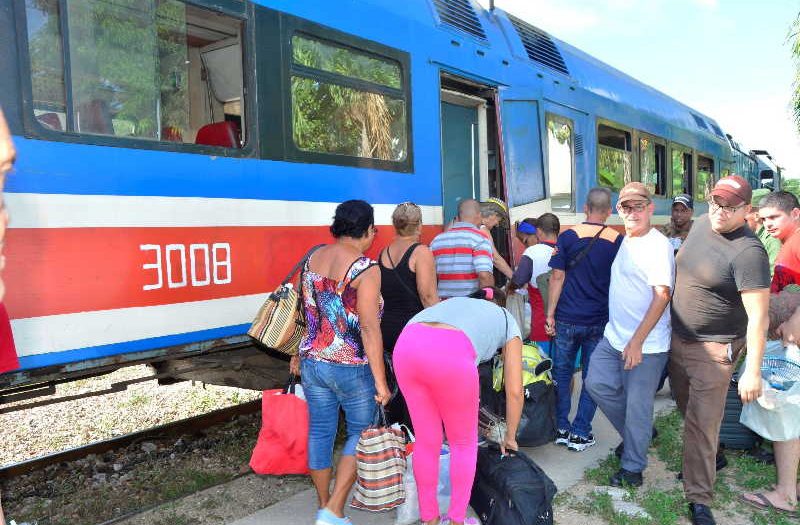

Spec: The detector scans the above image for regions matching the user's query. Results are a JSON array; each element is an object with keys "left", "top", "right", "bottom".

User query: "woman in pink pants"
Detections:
[{"left": 393, "top": 287, "right": 523, "bottom": 525}]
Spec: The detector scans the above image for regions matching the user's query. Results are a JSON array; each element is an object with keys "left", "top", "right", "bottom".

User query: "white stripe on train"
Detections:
[
  {"left": 11, "top": 293, "right": 268, "bottom": 357},
  {"left": 5, "top": 193, "right": 444, "bottom": 228}
]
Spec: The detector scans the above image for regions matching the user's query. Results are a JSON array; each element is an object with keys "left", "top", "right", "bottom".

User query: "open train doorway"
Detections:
[{"left": 439, "top": 74, "right": 510, "bottom": 283}]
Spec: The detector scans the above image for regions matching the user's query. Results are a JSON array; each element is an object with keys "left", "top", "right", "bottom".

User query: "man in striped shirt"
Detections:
[{"left": 431, "top": 199, "right": 494, "bottom": 298}]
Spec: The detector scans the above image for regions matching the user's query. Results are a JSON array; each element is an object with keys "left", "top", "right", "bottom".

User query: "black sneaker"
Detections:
[
  {"left": 555, "top": 429, "right": 570, "bottom": 446},
  {"left": 609, "top": 468, "right": 643, "bottom": 487},
  {"left": 567, "top": 433, "right": 596, "bottom": 452},
  {"left": 689, "top": 503, "right": 716, "bottom": 525}
]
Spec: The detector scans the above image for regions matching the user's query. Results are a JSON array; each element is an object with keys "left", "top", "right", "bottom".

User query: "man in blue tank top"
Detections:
[{"left": 545, "top": 187, "right": 623, "bottom": 452}]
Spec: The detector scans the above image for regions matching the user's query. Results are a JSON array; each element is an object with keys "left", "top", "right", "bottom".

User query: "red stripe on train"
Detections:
[{"left": 3, "top": 225, "right": 440, "bottom": 320}]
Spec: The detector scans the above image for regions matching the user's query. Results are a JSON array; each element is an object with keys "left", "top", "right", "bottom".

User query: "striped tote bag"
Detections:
[{"left": 350, "top": 405, "right": 407, "bottom": 511}]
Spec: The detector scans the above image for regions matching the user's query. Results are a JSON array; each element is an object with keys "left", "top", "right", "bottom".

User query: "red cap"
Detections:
[{"left": 710, "top": 175, "right": 752, "bottom": 207}]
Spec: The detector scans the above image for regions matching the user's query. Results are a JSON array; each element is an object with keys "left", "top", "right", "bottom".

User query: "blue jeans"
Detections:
[
  {"left": 552, "top": 321, "right": 604, "bottom": 438},
  {"left": 585, "top": 337, "right": 668, "bottom": 472},
  {"left": 301, "top": 358, "right": 377, "bottom": 470}
]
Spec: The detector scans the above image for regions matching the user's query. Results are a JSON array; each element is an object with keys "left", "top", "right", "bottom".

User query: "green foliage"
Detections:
[
  {"left": 290, "top": 35, "right": 407, "bottom": 161},
  {"left": 585, "top": 453, "right": 620, "bottom": 485},
  {"left": 791, "top": 13, "right": 800, "bottom": 133},
  {"left": 782, "top": 178, "right": 800, "bottom": 200},
  {"left": 598, "top": 145, "right": 630, "bottom": 190}
]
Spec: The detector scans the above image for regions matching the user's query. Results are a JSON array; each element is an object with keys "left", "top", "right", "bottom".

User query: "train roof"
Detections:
[{"left": 313, "top": 0, "right": 730, "bottom": 149}]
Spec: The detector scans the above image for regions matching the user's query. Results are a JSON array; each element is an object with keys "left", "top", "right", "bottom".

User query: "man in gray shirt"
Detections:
[{"left": 670, "top": 176, "right": 770, "bottom": 525}]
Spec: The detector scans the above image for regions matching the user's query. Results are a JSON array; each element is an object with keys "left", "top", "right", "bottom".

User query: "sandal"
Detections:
[{"left": 739, "top": 492, "right": 797, "bottom": 514}]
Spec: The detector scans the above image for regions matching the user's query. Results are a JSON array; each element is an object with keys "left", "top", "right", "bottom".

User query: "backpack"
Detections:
[
  {"left": 492, "top": 344, "right": 556, "bottom": 447},
  {"left": 470, "top": 444, "right": 557, "bottom": 525}
]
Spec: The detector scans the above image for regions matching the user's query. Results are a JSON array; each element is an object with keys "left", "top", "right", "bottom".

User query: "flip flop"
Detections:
[{"left": 739, "top": 492, "right": 797, "bottom": 514}]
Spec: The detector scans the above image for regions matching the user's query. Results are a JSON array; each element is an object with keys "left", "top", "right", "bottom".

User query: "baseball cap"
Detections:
[
  {"left": 672, "top": 194, "right": 694, "bottom": 210},
  {"left": 517, "top": 221, "right": 537, "bottom": 235},
  {"left": 709, "top": 175, "right": 752, "bottom": 207},
  {"left": 617, "top": 181, "right": 651, "bottom": 205}
]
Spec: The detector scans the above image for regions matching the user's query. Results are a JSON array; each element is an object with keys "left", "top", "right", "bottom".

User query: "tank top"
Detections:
[
  {"left": 379, "top": 243, "right": 424, "bottom": 351},
  {"left": 299, "top": 254, "right": 381, "bottom": 365}
]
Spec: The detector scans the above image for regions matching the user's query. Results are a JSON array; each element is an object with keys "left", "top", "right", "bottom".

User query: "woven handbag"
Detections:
[
  {"left": 351, "top": 404, "right": 407, "bottom": 512},
  {"left": 248, "top": 245, "right": 323, "bottom": 355}
]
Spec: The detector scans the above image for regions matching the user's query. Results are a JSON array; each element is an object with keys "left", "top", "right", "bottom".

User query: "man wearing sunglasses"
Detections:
[{"left": 670, "top": 175, "right": 771, "bottom": 525}]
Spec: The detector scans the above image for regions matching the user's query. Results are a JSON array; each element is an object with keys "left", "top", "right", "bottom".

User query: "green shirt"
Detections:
[{"left": 757, "top": 225, "right": 781, "bottom": 276}]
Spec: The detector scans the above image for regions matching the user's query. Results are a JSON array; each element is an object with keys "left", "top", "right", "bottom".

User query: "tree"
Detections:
[{"left": 793, "top": 12, "right": 800, "bottom": 132}]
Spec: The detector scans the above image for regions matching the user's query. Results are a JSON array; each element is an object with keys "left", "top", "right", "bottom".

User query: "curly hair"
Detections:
[{"left": 330, "top": 200, "right": 374, "bottom": 239}]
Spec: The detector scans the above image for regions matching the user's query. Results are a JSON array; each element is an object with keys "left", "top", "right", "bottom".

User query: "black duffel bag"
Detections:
[
  {"left": 470, "top": 444, "right": 557, "bottom": 525},
  {"left": 517, "top": 380, "right": 557, "bottom": 447}
]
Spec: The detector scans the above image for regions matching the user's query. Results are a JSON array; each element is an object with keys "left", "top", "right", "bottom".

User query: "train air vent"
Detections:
[
  {"left": 691, "top": 113, "right": 709, "bottom": 131},
  {"left": 575, "top": 134, "right": 584, "bottom": 156},
  {"left": 710, "top": 122, "right": 725, "bottom": 138},
  {"left": 432, "top": 0, "right": 488, "bottom": 43},
  {"left": 508, "top": 14, "right": 569, "bottom": 76}
]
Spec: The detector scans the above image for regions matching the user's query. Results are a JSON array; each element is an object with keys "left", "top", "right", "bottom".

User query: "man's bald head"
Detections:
[{"left": 458, "top": 198, "right": 482, "bottom": 226}]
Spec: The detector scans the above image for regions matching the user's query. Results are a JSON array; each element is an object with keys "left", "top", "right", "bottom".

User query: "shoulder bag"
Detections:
[{"left": 247, "top": 244, "right": 324, "bottom": 355}]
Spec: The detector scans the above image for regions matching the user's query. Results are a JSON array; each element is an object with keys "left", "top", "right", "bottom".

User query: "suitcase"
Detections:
[
  {"left": 719, "top": 378, "right": 760, "bottom": 450},
  {"left": 470, "top": 444, "right": 556, "bottom": 525}
]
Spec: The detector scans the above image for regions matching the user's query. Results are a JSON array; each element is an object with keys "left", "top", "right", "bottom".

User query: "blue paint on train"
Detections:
[{"left": 18, "top": 324, "right": 249, "bottom": 370}]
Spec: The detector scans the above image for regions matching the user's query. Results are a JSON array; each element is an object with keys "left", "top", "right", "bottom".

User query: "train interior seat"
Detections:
[
  {"left": 194, "top": 121, "right": 240, "bottom": 148},
  {"left": 36, "top": 112, "right": 63, "bottom": 131}
]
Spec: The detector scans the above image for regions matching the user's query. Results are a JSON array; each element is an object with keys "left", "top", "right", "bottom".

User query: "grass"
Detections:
[{"left": 572, "top": 409, "right": 798, "bottom": 525}]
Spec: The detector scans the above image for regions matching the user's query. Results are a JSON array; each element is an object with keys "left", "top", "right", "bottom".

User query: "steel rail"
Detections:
[{"left": 0, "top": 399, "right": 262, "bottom": 479}]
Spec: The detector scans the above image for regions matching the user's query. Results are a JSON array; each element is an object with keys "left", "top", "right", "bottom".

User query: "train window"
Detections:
[
  {"left": 290, "top": 34, "right": 408, "bottom": 162},
  {"left": 696, "top": 155, "right": 715, "bottom": 202},
  {"left": 546, "top": 114, "right": 574, "bottom": 211},
  {"left": 639, "top": 136, "right": 666, "bottom": 196},
  {"left": 24, "top": 0, "right": 245, "bottom": 147},
  {"left": 671, "top": 145, "right": 693, "bottom": 196},
  {"left": 597, "top": 123, "right": 631, "bottom": 190}
]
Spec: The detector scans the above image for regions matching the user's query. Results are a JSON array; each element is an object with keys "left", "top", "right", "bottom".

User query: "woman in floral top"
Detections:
[{"left": 290, "top": 199, "right": 390, "bottom": 525}]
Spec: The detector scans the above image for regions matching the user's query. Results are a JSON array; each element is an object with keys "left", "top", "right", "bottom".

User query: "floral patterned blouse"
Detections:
[{"left": 299, "top": 255, "right": 382, "bottom": 365}]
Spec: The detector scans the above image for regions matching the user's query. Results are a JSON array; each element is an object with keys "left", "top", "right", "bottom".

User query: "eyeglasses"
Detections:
[
  {"left": 708, "top": 199, "right": 745, "bottom": 215},
  {"left": 617, "top": 201, "right": 649, "bottom": 214}
]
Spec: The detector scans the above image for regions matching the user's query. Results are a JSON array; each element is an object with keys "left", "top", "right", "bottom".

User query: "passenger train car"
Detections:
[{"left": 0, "top": 0, "right": 743, "bottom": 394}]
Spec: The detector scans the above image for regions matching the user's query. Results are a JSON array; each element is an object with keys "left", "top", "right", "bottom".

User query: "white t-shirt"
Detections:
[
  {"left": 522, "top": 243, "right": 555, "bottom": 288},
  {"left": 604, "top": 228, "right": 675, "bottom": 354}
]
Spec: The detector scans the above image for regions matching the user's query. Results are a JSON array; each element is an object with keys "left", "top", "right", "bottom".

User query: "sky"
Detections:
[{"left": 477, "top": 0, "right": 800, "bottom": 178}]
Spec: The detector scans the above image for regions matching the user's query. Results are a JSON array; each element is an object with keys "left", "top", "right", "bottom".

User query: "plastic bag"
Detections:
[
  {"left": 249, "top": 378, "right": 309, "bottom": 475},
  {"left": 394, "top": 445, "right": 451, "bottom": 525},
  {"left": 739, "top": 341, "right": 800, "bottom": 442}
]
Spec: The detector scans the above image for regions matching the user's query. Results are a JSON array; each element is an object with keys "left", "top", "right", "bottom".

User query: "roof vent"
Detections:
[
  {"left": 710, "top": 122, "right": 724, "bottom": 138},
  {"left": 432, "top": 0, "right": 488, "bottom": 43},
  {"left": 690, "top": 113, "right": 709, "bottom": 131},
  {"left": 508, "top": 14, "right": 569, "bottom": 76}
]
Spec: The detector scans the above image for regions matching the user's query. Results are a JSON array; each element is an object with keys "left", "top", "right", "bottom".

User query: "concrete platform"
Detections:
[{"left": 229, "top": 376, "right": 675, "bottom": 525}]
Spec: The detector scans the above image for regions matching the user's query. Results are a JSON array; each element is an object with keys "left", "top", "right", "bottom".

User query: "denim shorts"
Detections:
[{"left": 301, "top": 358, "right": 377, "bottom": 470}]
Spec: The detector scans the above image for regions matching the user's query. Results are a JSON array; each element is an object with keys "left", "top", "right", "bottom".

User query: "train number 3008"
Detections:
[{"left": 140, "top": 243, "right": 232, "bottom": 290}]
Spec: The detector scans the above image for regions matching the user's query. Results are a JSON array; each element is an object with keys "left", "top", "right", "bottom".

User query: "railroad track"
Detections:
[{"left": 0, "top": 399, "right": 261, "bottom": 479}]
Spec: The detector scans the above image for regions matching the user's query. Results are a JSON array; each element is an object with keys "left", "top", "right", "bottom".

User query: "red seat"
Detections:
[
  {"left": 37, "top": 112, "right": 63, "bottom": 131},
  {"left": 195, "top": 121, "right": 240, "bottom": 148}
]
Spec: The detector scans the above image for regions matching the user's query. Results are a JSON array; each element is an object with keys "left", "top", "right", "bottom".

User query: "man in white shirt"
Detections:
[{"left": 585, "top": 182, "right": 674, "bottom": 487}]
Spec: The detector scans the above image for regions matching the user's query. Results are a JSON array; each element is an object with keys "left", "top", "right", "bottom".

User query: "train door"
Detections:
[{"left": 439, "top": 74, "right": 504, "bottom": 225}]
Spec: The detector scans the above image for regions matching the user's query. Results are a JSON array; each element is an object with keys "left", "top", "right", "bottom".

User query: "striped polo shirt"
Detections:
[{"left": 431, "top": 222, "right": 493, "bottom": 298}]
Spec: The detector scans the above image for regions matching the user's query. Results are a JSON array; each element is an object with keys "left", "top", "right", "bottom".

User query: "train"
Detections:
[{"left": 0, "top": 0, "right": 775, "bottom": 398}]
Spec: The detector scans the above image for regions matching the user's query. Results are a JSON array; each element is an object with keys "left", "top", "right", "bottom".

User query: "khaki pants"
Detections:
[{"left": 668, "top": 333, "right": 745, "bottom": 506}]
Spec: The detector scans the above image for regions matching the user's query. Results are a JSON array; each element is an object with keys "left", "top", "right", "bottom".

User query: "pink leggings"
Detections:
[{"left": 393, "top": 323, "right": 478, "bottom": 523}]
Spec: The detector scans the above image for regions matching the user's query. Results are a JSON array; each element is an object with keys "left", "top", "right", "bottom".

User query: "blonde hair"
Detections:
[{"left": 392, "top": 202, "right": 422, "bottom": 236}]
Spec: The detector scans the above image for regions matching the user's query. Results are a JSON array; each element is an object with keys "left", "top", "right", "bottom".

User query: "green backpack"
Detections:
[{"left": 492, "top": 343, "right": 553, "bottom": 391}]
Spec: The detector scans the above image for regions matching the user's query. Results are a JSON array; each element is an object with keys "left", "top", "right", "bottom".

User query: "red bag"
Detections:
[{"left": 249, "top": 379, "right": 309, "bottom": 475}]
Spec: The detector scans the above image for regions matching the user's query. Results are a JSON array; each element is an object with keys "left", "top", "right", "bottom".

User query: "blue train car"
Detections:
[{"left": 0, "top": 0, "right": 737, "bottom": 391}]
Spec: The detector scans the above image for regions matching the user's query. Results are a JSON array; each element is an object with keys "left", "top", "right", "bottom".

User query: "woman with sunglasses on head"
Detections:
[
  {"left": 289, "top": 199, "right": 391, "bottom": 525},
  {"left": 379, "top": 202, "right": 439, "bottom": 429},
  {"left": 392, "top": 287, "right": 523, "bottom": 525}
]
